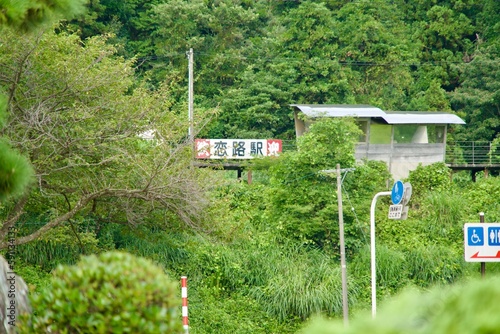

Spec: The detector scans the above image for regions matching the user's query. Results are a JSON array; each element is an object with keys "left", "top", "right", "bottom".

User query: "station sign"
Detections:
[{"left": 195, "top": 139, "right": 282, "bottom": 159}]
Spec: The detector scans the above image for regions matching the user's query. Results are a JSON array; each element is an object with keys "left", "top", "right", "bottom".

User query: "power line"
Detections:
[{"left": 136, "top": 52, "right": 467, "bottom": 68}]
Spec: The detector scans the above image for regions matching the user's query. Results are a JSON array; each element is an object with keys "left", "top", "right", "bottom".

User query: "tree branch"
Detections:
[{"left": 0, "top": 195, "right": 28, "bottom": 238}]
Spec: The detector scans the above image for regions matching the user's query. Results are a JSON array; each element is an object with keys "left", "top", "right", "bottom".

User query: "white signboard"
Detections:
[
  {"left": 464, "top": 223, "right": 500, "bottom": 262},
  {"left": 388, "top": 181, "right": 411, "bottom": 220},
  {"left": 388, "top": 205, "right": 403, "bottom": 219},
  {"left": 195, "top": 139, "right": 282, "bottom": 159}
]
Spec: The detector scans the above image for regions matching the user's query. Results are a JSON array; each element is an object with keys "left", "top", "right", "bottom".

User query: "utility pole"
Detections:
[
  {"left": 336, "top": 164, "right": 349, "bottom": 326},
  {"left": 187, "top": 48, "right": 194, "bottom": 143},
  {"left": 321, "top": 166, "right": 353, "bottom": 326}
]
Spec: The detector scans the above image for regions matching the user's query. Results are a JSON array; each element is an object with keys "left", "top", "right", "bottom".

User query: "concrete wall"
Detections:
[{"left": 355, "top": 143, "right": 445, "bottom": 179}]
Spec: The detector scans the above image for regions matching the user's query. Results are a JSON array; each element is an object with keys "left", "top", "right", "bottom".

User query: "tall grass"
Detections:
[
  {"left": 114, "top": 228, "right": 189, "bottom": 269},
  {"left": 405, "top": 244, "right": 464, "bottom": 286},
  {"left": 420, "top": 191, "right": 466, "bottom": 235},
  {"left": 250, "top": 245, "right": 358, "bottom": 321},
  {"left": 351, "top": 244, "right": 408, "bottom": 294},
  {"left": 14, "top": 240, "right": 82, "bottom": 271}
]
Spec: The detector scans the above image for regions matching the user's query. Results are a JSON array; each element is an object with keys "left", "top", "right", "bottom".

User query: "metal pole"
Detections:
[
  {"left": 181, "top": 276, "right": 189, "bottom": 334},
  {"left": 480, "top": 212, "right": 485, "bottom": 278},
  {"left": 337, "top": 164, "right": 349, "bottom": 326},
  {"left": 187, "top": 48, "right": 194, "bottom": 143},
  {"left": 370, "top": 191, "right": 391, "bottom": 318}
]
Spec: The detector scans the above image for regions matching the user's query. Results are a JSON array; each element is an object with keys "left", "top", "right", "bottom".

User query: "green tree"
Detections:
[
  {"left": 214, "top": 66, "right": 294, "bottom": 139},
  {"left": 275, "top": 1, "right": 353, "bottom": 104},
  {"left": 0, "top": 0, "right": 87, "bottom": 201},
  {"left": 332, "top": 1, "right": 417, "bottom": 109},
  {"left": 408, "top": 3, "right": 476, "bottom": 102},
  {"left": 261, "top": 118, "right": 386, "bottom": 254},
  {"left": 63, "top": 0, "right": 162, "bottom": 58},
  {"left": 451, "top": 44, "right": 500, "bottom": 141},
  {"left": 0, "top": 27, "right": 216, "bottom": 248},
  {"left": 0, "top": 0, "right": 87, "bottom": 31}
]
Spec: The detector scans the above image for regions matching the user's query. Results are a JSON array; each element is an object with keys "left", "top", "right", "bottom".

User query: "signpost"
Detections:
[
  {"left": 391, "top": 180, "right": 404, "bottom": 205},
  {"left": 371, "top": 180, "right": 412, "bottom": 318},
  {"left": 464, "top": 222, "right": 500, "bottom": 262},
  {"left": 388, "top": 181, "right": 411, "bottom": 220}
]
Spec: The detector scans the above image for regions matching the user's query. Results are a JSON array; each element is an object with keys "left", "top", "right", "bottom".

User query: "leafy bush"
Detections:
[
  {"left": 263, "top": 118, "right": 367, "bottom": 252},
  {"left": 404, "top": 244, "right": 464, "bottom": 286},
  {"left": 21, "top": 251, "right": 182, "bottom": 333},
  {"left": 462, "top": 176, "right": 500, "bottom": 221},
  {"left": 406, "top": 162, "right": 452, "bottom": 203},
  {"left": 301, "top": 275, "right": 500, "bottom": 334},
  {"left": 13, "top": 261, "right": 51, "bottom": 293},
  {"left": 191, "top": 288, "right": 298, "bottom": 334}
]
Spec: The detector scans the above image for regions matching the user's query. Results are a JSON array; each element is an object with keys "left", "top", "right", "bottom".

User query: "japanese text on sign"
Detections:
[{"left": 195, "top": 139, "right": 282, "bottom": 159}]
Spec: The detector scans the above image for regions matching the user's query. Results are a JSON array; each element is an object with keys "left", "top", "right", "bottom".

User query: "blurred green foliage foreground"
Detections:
[
  {"left": 19, "top": 251, "right": 183, "bottom": 334},
  {"left": 302, "top": 276, "right": 500, "bottom": 334}
]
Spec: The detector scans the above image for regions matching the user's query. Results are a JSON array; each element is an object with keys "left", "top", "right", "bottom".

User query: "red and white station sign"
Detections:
[{"left": 195, "top": 139, "right": 282, "bottom": 159}]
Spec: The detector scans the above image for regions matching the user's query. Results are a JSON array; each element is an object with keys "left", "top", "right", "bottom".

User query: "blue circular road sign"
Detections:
[{"left": 391, "top": 180, "right": 405, "bottom": 205}]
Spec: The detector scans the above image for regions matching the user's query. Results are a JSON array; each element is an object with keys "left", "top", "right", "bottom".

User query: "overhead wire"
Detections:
[{"left": 135, "top": 51, "right": 467, "bottom": 68}]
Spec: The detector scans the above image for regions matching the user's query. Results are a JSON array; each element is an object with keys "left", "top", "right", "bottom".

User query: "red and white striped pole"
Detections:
[{"left": 181, "top": 276, "right": 189, "bottom": 334}]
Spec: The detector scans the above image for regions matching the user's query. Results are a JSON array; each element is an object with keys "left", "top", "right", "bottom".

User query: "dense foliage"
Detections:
[
  {"left": 0, "top": 26, "right": 217, "bottom": 248},
  {"left": 302, "top": 276, "right": 500, "bottom": 334},
  {"left": 59, "top": 0, "right": 500, "bottom": 142},
  {"left": 0, "top": 0, "right": 86, "bottom": 31},
  {"left": 1, "top": 0, "right": 500, "bottom": 333},
  {"left": 21, "top": 251, "right": 182, "bottom": 333}
]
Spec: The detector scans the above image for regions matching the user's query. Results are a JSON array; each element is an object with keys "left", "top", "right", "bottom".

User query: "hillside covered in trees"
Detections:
[
  {"left": 61, "top": 0, "right": 500, "bottom": 142},
  {"left": 1, "top": 0, "right": 500, "bottom": 333}
]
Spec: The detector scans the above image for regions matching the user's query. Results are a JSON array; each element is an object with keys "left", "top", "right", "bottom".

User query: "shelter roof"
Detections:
[{"left": 291, "top": 104, "right": 465, "bottom": 125}]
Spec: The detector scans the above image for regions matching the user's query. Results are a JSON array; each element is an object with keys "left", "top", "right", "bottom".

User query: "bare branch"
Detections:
[{"left": 0, "top": 196, "right": 28, "bottom": 238}]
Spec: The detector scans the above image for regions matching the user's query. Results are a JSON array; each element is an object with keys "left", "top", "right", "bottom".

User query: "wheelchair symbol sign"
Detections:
[{"left": 468, "top": 227, "right": 484, "bottom": 246}]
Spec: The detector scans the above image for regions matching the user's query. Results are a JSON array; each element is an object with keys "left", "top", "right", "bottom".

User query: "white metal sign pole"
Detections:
[{"left": 370, "top": 191, "right": 391, "bottom": 319}]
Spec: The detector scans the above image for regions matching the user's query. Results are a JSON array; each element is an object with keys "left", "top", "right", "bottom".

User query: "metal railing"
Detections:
[
  {"left": 282, "top": 140, "right": 500, "bottom": 166},
  {"left": 446, "top": 141, "right": 500, "bottom": 166}
]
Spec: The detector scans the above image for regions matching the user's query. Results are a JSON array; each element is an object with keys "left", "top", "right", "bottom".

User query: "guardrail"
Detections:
[
  {"left": 282, "top": 140, "right": 500, "bottom": 166},
  {"left": 446, "top": 141, "right": 500, "bottom": 166}
]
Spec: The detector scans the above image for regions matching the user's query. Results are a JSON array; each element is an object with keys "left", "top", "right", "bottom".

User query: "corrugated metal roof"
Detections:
[
  {"left": 291, "top": 104, "right": 465, "bottom": 125},
  {"left": 291, "top": 104, "right": 385, "bottom": 118},
  {"left": 383, "top": 112, "right": 465, "bottom": 124}
]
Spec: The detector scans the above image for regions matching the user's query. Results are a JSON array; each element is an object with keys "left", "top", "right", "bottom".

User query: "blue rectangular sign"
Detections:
[
  {"left": 464, "top": 223, "right": 500, "bottom": 262},
  {"left": 488, "top": 227, "right": 500, "bottom": 246}
]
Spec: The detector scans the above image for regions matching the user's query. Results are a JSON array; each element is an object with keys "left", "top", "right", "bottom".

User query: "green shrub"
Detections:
[
  {"left": 405, "top": 244, "right": 464, "bottom": 286},
  {"left": 301, "top": 275, "right": 500, "bottom": 334},
  {"left": 463, "top": 176, "right": 500, "bottom": 221},
  {"left": 190, "top": 288, "right": 298, "bottom": 334},
  {"left": 406, "top": 162, "right": 452, "bottom": 202},
  {"left": 21, "top": 251, "right": 183, "bottom": 334}
]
